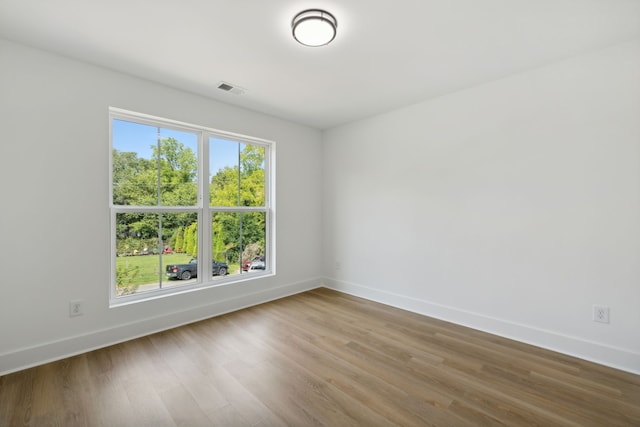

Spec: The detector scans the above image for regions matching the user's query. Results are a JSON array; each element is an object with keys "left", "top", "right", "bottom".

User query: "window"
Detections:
[{"left": 110, "top": 108, "right": 274, "bottom": 305}]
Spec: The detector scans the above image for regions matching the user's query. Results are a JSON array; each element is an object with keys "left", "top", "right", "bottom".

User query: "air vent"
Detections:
[{"left": 217, "top": 81, "right": 245, "bottom": 95}]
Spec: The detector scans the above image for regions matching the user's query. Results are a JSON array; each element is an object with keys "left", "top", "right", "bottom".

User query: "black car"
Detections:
[{"left": 166, "top": 258, "right": 228, "bottom": 280}]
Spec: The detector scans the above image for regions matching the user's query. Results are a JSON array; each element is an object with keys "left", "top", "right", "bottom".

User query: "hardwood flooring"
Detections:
[{"left": 1, "top": 288, "right": 639, "bottom": 426}]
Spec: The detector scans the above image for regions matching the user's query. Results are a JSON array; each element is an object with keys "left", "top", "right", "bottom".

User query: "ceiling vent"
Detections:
[{"left": 217, "top": 81, "right": 245, "bottom": 95}]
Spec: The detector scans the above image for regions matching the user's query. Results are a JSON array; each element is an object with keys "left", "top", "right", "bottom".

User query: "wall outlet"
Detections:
[
  {"left": 592, "top": 305, "right": 609, "bottom": 323},
  {"left": 69, "top": 300, "right": 83, "bottom": 317},
  {"left": 335, "top": 261, "right": 342, "bottom": 271}
]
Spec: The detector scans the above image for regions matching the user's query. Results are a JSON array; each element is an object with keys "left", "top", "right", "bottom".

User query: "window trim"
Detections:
[{"left": 109, "top": 107, "right": 275, "bottom": 307}]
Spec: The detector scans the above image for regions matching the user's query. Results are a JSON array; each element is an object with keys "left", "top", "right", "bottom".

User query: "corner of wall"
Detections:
[
  {"left": 0, "top": 277, "right": 323, "bottom": 376},
  {"left": 321, "top": 277, "right": 640, "bottom": 375}
]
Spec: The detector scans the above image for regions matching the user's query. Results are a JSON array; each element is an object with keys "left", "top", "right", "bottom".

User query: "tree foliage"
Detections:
[
  {"left": 114, "top": 140, "right": 265, "bottom": 268},
  {"left": 113, "top": 137, "right": 197, "bottom": 207}
]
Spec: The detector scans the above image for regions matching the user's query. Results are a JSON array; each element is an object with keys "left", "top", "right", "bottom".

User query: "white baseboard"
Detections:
[
  {"left": 4, "top": 277, "right": 637, "bottom": 376},
  {"left": 323, "top": 278, "right": 640, "bottom": 375},
  {"left": 0, "top": 277, "right": 322, "bottom": 376}
]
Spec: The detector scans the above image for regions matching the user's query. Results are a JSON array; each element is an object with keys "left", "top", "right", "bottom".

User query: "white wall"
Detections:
[
  {"left": 2, "top": 37, "right": 638, "bottom": 377},
  {"left": 323, "top": 40, "right": 640, "bottom": 374},
  {"left": 0, "top": 39, "right": 323, "bottom": 374}
]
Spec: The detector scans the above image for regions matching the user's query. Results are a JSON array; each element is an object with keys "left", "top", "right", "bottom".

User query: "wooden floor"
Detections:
[{"left": 1, "top": 289, "right": 639, "bottom": 426}]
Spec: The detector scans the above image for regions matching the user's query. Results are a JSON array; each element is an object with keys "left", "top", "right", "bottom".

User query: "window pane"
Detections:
[
  {"left": 211, "top": 211, "right": 266, "bottom": 279},
  {"left": 240, "top": 212, "right": 267, "bottom": 274},
  {"left": 112, "top": 119, "right": 198, "bottom": 206},
  {"left": 115, "top": 212, "right": 198, "bottom": 295},
  {"left": 239, "top": 143, "right": 265, "bottom": 207},
  {"left": 159, "top": 131, "right": 198, "bottom": 206},
  {"left": 211, "top": 212, "right": 240, "bottom": 275},
  {"left": 210, "top": 138, "right": 265, "bottom": 207}
]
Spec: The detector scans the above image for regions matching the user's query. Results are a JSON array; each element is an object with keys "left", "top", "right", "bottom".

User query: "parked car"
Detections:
[
  {"left": 166, "top": 258, "right": 228, "bottom": 280},
  {"left": 242, "top": 256, "right": 265, "bottom": 271}
]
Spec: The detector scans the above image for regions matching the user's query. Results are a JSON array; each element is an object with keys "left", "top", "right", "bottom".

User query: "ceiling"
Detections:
[{"left": 1, "top": 0, "right": 639, "bottom": 129}]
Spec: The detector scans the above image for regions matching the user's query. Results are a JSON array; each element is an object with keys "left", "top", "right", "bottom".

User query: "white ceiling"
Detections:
[{"left": 1, "top": 0, "right": 639, "bottom": 129}]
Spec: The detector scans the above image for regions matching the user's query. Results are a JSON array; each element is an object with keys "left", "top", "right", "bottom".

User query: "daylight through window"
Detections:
[{"left": 110, "top": 109, "right": 273, "bottom": 304}]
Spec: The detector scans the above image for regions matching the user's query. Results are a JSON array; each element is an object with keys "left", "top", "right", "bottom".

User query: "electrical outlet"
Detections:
[
  {"left": 593, "top": 305, "right": 609, "bottom": 324},
  {"left": 69, "top": 300, "right": 83, "bottom": 317},
  {"left": 335, "top": 261, "right": 342, "bottom": 271}
]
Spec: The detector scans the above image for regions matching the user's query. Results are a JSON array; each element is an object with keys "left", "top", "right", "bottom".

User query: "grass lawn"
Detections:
[
  {"left": 116, "top": 253, "right": 240, "bottom": 288},
  {"left": 116, "top": 253, "right": 191, "bottom": 287}
]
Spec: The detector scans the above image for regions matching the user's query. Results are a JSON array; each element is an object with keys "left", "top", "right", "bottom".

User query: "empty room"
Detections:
[{"left": 1, "top": 0, "right": 639, "bottom": 425}]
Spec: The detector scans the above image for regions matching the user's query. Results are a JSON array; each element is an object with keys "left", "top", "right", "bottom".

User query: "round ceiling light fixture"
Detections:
[{"left": 292, "top": 9, "right": 337, "bottom": 47}]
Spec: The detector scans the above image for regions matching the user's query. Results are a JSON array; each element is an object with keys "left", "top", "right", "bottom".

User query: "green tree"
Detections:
[
  {"left": 240, "top": 144, "right": 265, "bottom": 177},
  {"left": 112, "top": 150, "right": 155, "bottom": 205},
  {"left": 183, "top": 222, "right": 198, "bottom": 258},
  {"left": 209, "top": 144, "right": 266, "bottom": 264},
  {"left": 153, "top": 137, "right": 197, "bottom": 206},
  {"left": 115, "top": 139, "right": 265, "bottom": 274},
  {"left": 212, "top": 221, "right": 227, "bottom": 261},
  {"left": 113, "top": 137, "right": 198, "bottom": 259},
  {"left": 174, "top": 227, "right": 184, "bottom": 253},
  {"left": 115, "top": 264, "right": 140, "bottom": 295}
]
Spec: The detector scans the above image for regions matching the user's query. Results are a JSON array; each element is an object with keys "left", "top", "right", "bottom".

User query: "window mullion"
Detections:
[
  {"left": 200, "top": 131, "right": 210, "bottom": 281},
  {"left": 158, "top": 213, "right": 164, "bottom": 289},
  {"left": 237, "top": 142, "right": 241, "bottom": 206},
  {"left": 156, "top": 127, "right": 162, "bottom": 206},
  {"left": 156, "top": 127, "right": 164, "bottom": 288},
  {"left": 209, "top": 207, "right": 266, "bottom": 213}
]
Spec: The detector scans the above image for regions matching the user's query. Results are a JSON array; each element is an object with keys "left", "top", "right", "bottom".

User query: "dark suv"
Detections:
[{"left": 166, "top": 258, "right": 228, "bottom": 280}]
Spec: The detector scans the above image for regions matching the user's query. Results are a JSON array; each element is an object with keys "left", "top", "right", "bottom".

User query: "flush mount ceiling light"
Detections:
[{"left": 292, "top": 9, "right": 337, "bottom": 47}]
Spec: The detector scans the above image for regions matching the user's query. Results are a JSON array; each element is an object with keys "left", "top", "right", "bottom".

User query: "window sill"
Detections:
[{"left": 109, "top": 270, "right": 275, "bottom": 308}]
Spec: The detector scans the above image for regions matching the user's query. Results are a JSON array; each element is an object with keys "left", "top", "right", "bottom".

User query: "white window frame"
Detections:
[{"left": 109, "top": 107, "right": 275, "bottom": 306}]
